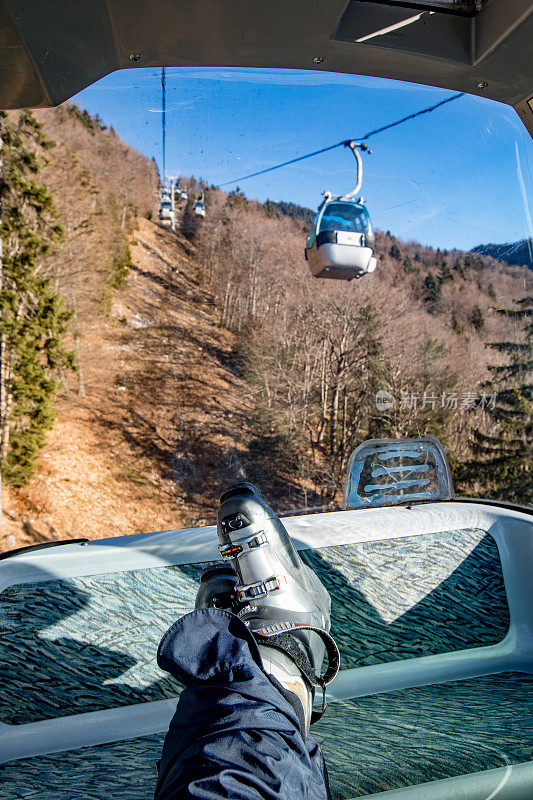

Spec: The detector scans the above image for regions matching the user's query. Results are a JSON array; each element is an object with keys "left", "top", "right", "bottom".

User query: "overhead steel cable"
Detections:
[
  {"left": 217, "top": 91, "right": 465, "bottom": 188},
  {"left": 359, "top": 91, "right": 465, "bottom": 141},
  {"left": 217, "top": 140, "right": 348, "bottom": 188},
  {"left": 161, "top": 66, "right": 166, "bottom": 182}
]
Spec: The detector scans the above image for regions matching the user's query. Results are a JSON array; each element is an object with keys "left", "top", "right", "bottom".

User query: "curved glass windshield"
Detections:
[
  {"left": 319, "top": 202, "right": 372, "bottom": 236},
  {"left": 1, "top": 66, "right": 532, "bottom": 553}
]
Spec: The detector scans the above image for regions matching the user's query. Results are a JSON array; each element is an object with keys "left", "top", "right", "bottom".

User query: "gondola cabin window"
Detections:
[{"left": 319, "top": 203, "right": 370, "bottom": 236}]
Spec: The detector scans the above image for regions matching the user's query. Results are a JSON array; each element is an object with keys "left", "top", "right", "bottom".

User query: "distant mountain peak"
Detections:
[{"left": 473, "top": 238, "right": 533, "bottom": 270}]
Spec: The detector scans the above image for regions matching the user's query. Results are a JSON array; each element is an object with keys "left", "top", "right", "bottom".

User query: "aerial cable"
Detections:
[
  {"left": 161, "top": 66, "right": 166, "bottom": 183},
  {"left": 217, "top": 140, "right": 348, "bottom": 188},
  {"left": 217, "top": 91, "right": 464, "bottom": 188},
  {"left": 359, "top": 91, "right": 464, "bottom": 141}
]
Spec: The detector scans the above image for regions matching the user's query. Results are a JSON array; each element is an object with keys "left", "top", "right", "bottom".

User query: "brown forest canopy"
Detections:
[{"left": 192, "top": 185, "right": 531, "bottom": 507}]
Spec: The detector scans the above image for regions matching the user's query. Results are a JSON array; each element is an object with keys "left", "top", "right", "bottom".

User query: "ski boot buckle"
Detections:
[
  {"left": 237, "top": 576, "right": 280, "bottom": 600},
  {"left": 219, "top": 530, "right": 268, "bottom": 560}
]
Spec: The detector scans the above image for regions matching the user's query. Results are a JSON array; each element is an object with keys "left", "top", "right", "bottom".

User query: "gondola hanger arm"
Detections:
[{"left": 340, "top": 141, "right": 371, "bottom": 201}]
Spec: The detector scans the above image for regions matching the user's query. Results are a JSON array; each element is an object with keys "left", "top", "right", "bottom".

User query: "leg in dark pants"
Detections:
[{"left": 155, "top": 608, "right": 331, "bottom": 800}]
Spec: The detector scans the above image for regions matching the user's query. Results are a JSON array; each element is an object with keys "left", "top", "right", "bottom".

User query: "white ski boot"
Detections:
[{"left": 207, "top": 482, "right": 339, "bottom": 735}]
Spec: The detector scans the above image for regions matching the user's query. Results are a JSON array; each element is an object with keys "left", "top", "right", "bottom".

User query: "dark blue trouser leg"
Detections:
[{"left": 154, "top": 608, "right": 330, "bottom": 800}]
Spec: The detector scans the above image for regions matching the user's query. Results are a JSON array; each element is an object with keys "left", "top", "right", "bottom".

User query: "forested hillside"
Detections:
[
  {"left": 192, "top": 187, "right": 531, "bottom": 507},
  {"left": 0, "top": 106, "right": 530, "bottom": 551}
]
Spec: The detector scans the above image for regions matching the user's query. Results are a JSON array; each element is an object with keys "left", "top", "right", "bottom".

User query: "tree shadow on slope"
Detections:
[
  {"left": 238, "top": 405, "right": 324, "bottom": 513},
  {"left": 92, "top": 403, "right": 253, "bottom": 523}
]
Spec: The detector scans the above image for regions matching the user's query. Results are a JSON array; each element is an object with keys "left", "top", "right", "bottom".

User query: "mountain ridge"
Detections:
[{"left": 473, "top": 238, "right": 533, "bottom": 270}]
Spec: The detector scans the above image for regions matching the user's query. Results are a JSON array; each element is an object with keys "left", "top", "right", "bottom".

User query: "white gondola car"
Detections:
[
  {"left": 193, "top": 200, "right": 206, "bottom": 218},
  {"left": 306, "top": 199, "right": 377, "bottom": 280},
  {"left": 305, "top": 141, "right": 377, "bottom": 281},
  {"left": 158, "top": 199, "right": 174, "bottom": 226}
]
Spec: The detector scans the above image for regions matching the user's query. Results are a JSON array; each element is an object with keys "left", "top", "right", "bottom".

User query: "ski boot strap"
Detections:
[{"left": 252, "top": 621, "right": 340, "bottom": 723}]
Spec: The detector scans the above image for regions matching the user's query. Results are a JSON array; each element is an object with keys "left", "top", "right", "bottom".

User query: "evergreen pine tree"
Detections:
[
  {"left": 389, "top": 244, "right": 402, "bottom": 261},
  {"left": 424, "top": 271, "right": 441, "bottom": 306},
  {"left": 0, "top": 110, "right": 75, "bottom": 487},
  {"left": 465, "top": 253, "right": 485, "bottom": 272},
  {"left": 470, "top": 306, "right": 484, "bottom": 330},
  {"left": 438, "top": 260, "right": 453, "bottom": 284},
  {"left": 403, "top": 255, "right": 417, "bottom": 273},
  {"left": 464, "top": 297, "right": 532, "bottom": 504},
  {"left": 181, "top": 201, "right": 201, "bottom": 242},
  {"left": 451, "top": 313, "right": 462, "bottom": 335},
  {"left": 453, "top": 258, "right": 466, "bottom": 279}
]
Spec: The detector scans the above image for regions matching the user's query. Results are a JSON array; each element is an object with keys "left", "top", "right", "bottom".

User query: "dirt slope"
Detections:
[{"left": 0, "top": 220, "right": 252, "bottom": 552}]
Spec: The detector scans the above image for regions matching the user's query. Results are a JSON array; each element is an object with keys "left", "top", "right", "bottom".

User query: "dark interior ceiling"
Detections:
[{"left": 0, "top": 0, "right": 532, "bottom": 136}]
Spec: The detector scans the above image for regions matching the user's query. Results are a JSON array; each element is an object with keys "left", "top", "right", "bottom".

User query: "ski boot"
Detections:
[
  {"left": 195, "top": 563, "right": 240, "bottom": 611},
  {"left": 204, "top": 482, "right": 339, "bottom": 736}
]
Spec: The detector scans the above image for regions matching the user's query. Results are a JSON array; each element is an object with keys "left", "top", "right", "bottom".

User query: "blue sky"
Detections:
[{"left": 73, "top": 67, "right": 533, "bottom": 252}]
